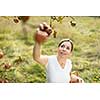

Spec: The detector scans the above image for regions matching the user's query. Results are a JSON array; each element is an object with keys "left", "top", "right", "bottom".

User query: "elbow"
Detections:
[
  {"left": 33, "top": 54, "right": 39, "bottom": 62},
  {"left": 33, "top": 54, "right": 37, "bottom": 61}
]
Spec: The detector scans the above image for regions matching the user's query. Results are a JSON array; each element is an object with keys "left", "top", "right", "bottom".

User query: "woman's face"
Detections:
[{"left": 57, "top": 41, "right": 72, "bottom": 58}]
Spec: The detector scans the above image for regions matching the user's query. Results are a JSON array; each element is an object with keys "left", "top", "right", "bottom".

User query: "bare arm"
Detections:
[
  {"left": 33, "top": 41, "right": 48, "bottom": 66},
  {"left": 33, "top": 22, "right": 52, "bottom": 66}
]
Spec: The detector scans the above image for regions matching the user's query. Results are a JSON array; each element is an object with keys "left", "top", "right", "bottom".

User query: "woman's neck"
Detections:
[
  {"left": 57, "top": 55, "right": 67, "bottom": 68},
  {"left": 57, "top": 55, "right": 67, "bottom": 62}
]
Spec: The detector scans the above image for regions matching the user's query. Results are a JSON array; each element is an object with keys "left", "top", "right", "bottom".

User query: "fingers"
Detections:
[
  {"left": 39, "top": 22, "right": 52, "bottom": 36},
  {"left": 39, "top": 24, "right": 44, "bottom": 31},
  {"left": 70, "top": 74, "right": 84, "bottom": 83},
  {"left": 79, "top": 79, "right": 85, "bottom": 83},
  {"left": 36, "top": 28, "right": 48, "bottom": 37},
  {"left": 35, "top": 28, "right": 48, "bottom": 44},
  {"left": 77, "top": 77, "right": 85, "bottom": 83}
]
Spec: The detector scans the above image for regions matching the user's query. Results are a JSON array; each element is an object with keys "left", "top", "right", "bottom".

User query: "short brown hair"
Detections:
[{"left": 58, "top": 39, "right": 73, "bottom": 52}]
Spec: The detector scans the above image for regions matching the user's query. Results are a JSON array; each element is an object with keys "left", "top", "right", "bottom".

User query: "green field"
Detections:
[{"left": 0, "top": 16, "right": 100, "bottom": 83}]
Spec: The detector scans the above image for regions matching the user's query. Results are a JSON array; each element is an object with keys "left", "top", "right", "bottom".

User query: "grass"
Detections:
[{"left": 0, "top": 16, "right": 100, "bottom": 83}]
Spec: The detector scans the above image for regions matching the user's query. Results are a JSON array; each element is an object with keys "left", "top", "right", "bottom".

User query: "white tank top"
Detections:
[{"left": 46, "top": 55, "right": 72, "bottom": 83}]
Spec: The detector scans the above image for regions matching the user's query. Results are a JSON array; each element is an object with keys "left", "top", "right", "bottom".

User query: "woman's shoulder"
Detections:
[
  {"left": 66, "top": 59, "right": 72, "bottom": 64},
  {"left": 48, "top": 55, "right": 56, "bottom": 58},
  {"left": 66, "top": 59, "right": 72, "bottom": 70},
  {"left": 47, "top": 55, "right": 56, "bottom": 61}
]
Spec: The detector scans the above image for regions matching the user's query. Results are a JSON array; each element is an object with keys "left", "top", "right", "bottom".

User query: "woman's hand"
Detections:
[
  {"left": 70, "top": 74, "right": 84, "bottom": 83},
  {"left": 34, "top": 22, "right": 52, "bottom": 44}
]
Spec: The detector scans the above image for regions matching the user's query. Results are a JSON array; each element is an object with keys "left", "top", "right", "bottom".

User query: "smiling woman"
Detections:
[{"left": 33, "top": 22, "right": 84, "bottom": 83}]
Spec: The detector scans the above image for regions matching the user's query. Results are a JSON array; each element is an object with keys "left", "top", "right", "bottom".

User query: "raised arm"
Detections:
[
  {"left": 33, "top": 41, "right": 48, "bottom": 66},
  {"left": 33, "top": 22, "right": 52, "bottom": 66}
]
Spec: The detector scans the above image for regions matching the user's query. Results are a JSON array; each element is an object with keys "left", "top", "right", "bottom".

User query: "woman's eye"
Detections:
[
  {"left": 66, "top": 47, "right": 70, "bottom": 50},
  {"left": 61, "top": 45, "right": 65, "bottom": 48}
]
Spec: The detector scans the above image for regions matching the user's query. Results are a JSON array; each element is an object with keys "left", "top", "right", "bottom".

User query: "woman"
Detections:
[{"left": 33, "top": 22, "right": 84, "bottom": 83}]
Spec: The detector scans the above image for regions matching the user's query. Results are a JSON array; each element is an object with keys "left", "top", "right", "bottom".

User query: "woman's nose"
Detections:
[{"left": 63, "top": 47, "right": 66, "bottom": 51}]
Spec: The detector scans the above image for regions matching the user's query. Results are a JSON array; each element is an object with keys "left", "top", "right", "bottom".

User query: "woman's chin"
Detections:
[{"left": 59, "top": 54, "right": 67, "bottom": 58}]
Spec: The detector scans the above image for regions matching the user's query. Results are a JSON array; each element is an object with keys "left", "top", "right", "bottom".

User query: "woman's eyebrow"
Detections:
[{"left": 61, "top": 44, "right": 65, "bottom": 46}]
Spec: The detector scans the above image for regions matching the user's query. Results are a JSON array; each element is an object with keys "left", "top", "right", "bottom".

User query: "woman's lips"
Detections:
[{"left": 60, "top": 51, "right": 67, "bottom": 55}]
